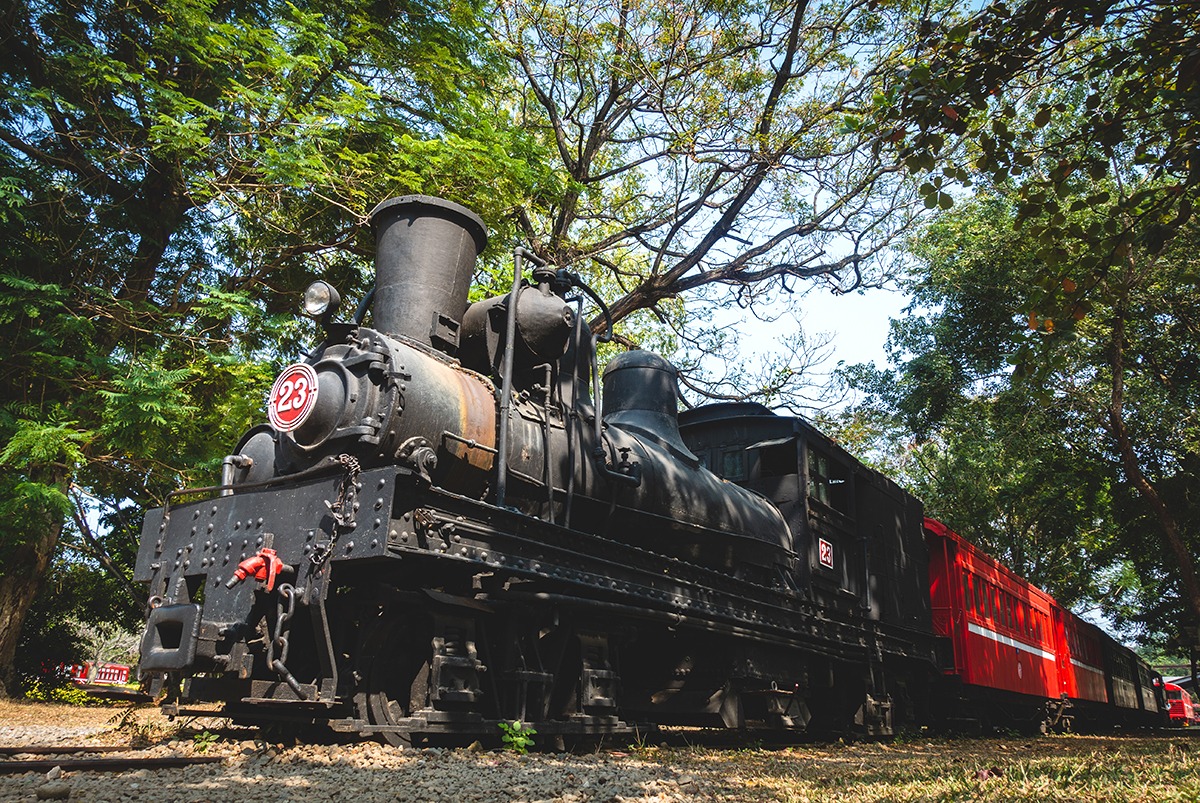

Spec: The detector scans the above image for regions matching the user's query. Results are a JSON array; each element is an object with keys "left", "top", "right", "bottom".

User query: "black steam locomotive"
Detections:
[{"left": 133, "top": 196, "right": 1153, "bottom": 745}]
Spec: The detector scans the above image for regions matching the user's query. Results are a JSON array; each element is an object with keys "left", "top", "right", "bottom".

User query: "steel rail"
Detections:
[
  {"left": 0, "top": 746, "right": 129, "bottom": 756},
  {"left": 0, "top": 755, "right": 224, "bottom": 774}
]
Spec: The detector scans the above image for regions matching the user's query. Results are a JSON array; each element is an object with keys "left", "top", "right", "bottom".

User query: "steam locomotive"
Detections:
[{"left": 134, "top": 196, "right": 1162, "bottom": 744}]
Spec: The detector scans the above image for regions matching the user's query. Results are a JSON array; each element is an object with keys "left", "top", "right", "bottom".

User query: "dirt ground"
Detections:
[{"left": 2, "top": 699, "right": 1200, "bottom": 801}]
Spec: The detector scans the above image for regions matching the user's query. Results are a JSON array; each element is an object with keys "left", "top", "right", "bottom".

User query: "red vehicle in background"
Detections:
[
  {"left": 67, "top": 661, "right": 131, "bottom": 686},
  {"left": 1162, "top": 681, "right": 1197, "bottom": 727}
]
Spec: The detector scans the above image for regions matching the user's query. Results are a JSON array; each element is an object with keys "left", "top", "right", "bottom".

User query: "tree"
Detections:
[
  {"left": 847, "top": 189, "right": 1200, "bottom": 644},
  {"left": 869, "top": 0, "right": 1199, "bottom": 318},
  {"left": 838, "top": 0, "right": 1200, "bottom": 638},
  {"left": 0, "top": 0, "right": 535, "bottom": 695},
  {"left": 823, "top": 392, "right": 1133, "bottom": 618},
  {"left": 492, "top": 0, "right": 933, "bottom": 404}
]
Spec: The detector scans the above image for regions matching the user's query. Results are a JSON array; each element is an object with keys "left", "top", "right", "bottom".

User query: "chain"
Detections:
[
  {"left": 272, "top": 583, "right": 296, "bottom": 665},
  {"left": 268, "top": 583, "right": 305, "bottom": 698},
  {"left": 311, "top": 454, "right": 362, "bottom": 567},
  {"left": 329, "top": 453, "right": 361, "bottom": 528}
]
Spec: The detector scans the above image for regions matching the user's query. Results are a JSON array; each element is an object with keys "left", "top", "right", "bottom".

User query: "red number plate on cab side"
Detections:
[
  {"left": 267, "top": 363, "right": 319, "bottom": 432},
  {"left": 819, "top": 538, "right": 834, "bottom": 570}
]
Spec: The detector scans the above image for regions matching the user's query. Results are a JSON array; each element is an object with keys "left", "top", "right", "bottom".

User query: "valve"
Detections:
[{"left": 225, "top": 548, "right": 291, "bottom": 592}]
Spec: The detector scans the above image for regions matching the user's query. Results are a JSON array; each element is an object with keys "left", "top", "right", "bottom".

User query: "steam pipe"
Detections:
[
  {"left": 562, "top": 296, "right": 583, "bottom": 528},
  {"left": 493, "top": 249, "right": 519, "bottom": 508},
  {"left": 219, "top": 454, "right": 253, "bottom": 497},
  {"left": 542, "top": 362, "right": 554, "bottom": 519},
  {"left": 495, "top": 247, "right": 547, "bottom": 507},
  {"left": 352, "top": 286, "right": 375, "bottom": 325}
]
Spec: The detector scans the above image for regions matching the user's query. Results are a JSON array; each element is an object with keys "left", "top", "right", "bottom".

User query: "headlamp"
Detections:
[{"left": 303, "top": 281, "right": 341, "bottom": 320}]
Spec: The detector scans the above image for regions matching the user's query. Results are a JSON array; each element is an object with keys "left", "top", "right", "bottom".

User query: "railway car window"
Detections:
[
  {"left": 721, "top": 450, "right": 746, "bottom": 481},
  {"left": 759, "top": 441, "right": 797, "bottom": 477},
  {"left": 807, "top": 450, "right": 830, "bottom": 506},
  {"left": 962, "top": 571, "right": 970, "bottom": 607},
  {"left": 807, "top": 448, "right": 850, "bottom": 513},
  {"left": 975, "top": 578, "right": 984, "bottom": 617}
]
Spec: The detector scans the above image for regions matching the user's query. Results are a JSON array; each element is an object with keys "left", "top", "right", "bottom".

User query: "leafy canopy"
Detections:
[{"left": 0, "top": 0, "right": 540, "bottom": 688}]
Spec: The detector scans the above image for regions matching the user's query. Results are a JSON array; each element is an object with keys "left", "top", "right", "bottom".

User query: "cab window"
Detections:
[
  {"left": 807, "top": 447, "right": 850, "bottom": 513},
  {"left": 721, "top": 450, "right": 746, "bottom": 481},
  {"left": 759, "top": 441, "right": 797, "bottom": 477}
]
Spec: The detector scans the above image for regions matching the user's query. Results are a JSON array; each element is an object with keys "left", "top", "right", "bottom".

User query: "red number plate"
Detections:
[
  {"left": 267, "top": 363, "right": 319, "bottom": 432},
  {"left": 819, "top": 538, "right": 834, "bottom": 570}
]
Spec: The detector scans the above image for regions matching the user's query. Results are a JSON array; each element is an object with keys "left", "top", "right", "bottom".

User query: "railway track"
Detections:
[
  {"left": 0, "top": 745, "right": 223, "bottom": 775},
  {"left": 0, "top": 746, "right": 129, "bottom": 755}
]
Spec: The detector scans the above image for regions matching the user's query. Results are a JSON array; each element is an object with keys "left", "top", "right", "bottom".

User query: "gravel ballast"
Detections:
[
  {"left": 3, "top": 741, "right": 703, "bottom": 803},
  {"left": 0, "top": 702, "right": 703, "bottom": 802},
  {"left": 5, "top": 701, "right": 1200, "bottom": 802}
]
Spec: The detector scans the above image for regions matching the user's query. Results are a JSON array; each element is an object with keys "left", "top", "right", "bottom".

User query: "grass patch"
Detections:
[{"left": 659, "top": 733, "right": 1200, "bottom": 801}]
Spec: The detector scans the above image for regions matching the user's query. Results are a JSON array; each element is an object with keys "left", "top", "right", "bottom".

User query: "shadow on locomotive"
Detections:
[{"left": 135, "top": 196, "right": 1164, "bottom": 745}]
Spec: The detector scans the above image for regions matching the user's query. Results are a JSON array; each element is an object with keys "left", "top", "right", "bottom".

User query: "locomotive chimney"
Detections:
[{"left": 368, "top": 195, "right": 488, "bottom": 350}]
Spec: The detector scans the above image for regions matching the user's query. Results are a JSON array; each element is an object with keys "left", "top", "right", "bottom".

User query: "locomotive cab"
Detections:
[{"left": 678, "top": 403, "right": 931, "bottom": 631}]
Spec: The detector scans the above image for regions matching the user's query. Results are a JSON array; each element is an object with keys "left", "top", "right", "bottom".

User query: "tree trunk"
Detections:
[
  {"left": 1107, "top": 301, "right": 1200, "bottom": 628},
  {"left": 0, "top": 502, "right": 66, "bottom": 698}
]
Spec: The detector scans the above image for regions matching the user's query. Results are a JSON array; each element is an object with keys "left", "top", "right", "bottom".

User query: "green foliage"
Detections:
[
  {"left": 839, "top": 181, "right": 1200, "bottom": 644},
  {"left": 0, "top": 0, "right": 536, "bottom": 691},
  {"left": 498, "top": 719, "right": 537, "bottom": 754},
  {"left": 873, "top": 1, "right": 1199, "bottom": 287},
  {"left": 24, "top": 679, "right": 93, "bottom": 707},
  {"left": 0, "top": 421, "right": 89, "bottom": 471},
  {"left": 192, "top": 730, "right": 220, "bottom": 752}
]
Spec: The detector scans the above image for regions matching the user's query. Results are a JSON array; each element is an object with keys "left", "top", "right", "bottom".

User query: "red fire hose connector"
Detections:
[{"left": 225, "top": 548, "right": 291, "bottom": 592}]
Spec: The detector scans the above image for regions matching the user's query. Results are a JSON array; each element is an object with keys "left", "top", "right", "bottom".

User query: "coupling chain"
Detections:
[
  {"left": 312, "top": 453, "right": 361, "bottom": 567},
  {"left": 276, "top": 583, "right": 296, "bottom": 663},
  {"left": 267, "top": 582, "right": 306, "bottom": 698}
]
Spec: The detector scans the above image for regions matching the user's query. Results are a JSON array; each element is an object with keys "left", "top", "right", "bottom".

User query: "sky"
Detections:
[
  {"left": 701, "top": 283, "right": 914, "bottom": 414},
  {"left": 800, "top": 286, "right": 911, "bottom": 370}
]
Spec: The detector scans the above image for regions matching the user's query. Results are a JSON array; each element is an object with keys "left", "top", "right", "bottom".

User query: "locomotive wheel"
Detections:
[{"left": 354, "top": 612, "right": 430, "bottom": 747}]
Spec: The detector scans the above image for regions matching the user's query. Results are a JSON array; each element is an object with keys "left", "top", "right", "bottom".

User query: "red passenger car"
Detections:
[
  {"left": 1162, "top": 681, "right": 1196, "bottom": 727},
  {"left": 925, "top": 518, "right": 1165, "bottom": 731},
  {"left": 925, "top": 518, "right": 1062, "bottom": 731},
  {"left": 1053, "top": 609, "right": 1108, "bottom": 705},
  {"left": 67, "top": 661, "right": 132, "bottom": 686}
]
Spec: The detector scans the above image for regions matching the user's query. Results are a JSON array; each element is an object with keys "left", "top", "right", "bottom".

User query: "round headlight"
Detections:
[{"left": 303, "top": 281, "right": 341, "bottom": 319}]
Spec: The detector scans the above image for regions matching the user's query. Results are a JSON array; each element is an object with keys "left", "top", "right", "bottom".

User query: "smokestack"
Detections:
[{"left": 368, "top": 195, "right": 488, "bottom": 350}]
